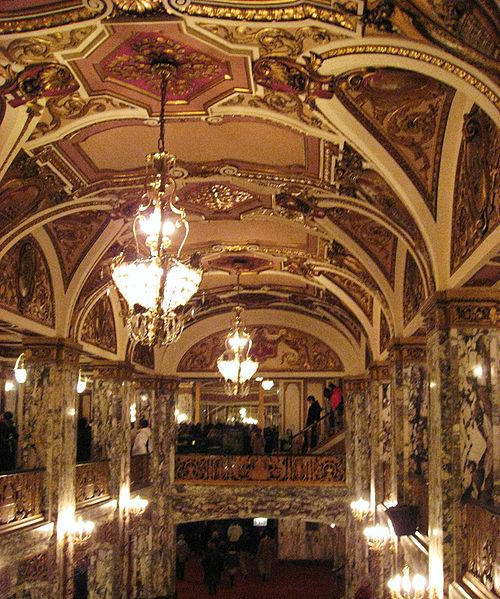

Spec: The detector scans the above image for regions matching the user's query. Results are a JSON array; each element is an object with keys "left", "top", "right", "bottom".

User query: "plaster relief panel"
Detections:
[{"left": 80, "top": 295, "right": 117, "bottom": 353}]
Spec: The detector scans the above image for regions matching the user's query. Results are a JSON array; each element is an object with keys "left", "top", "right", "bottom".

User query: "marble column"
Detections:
[
  {"left": 423, "top": 290, "right": 499, "bottom": 598},
  {"left": 368, "top": 362, "right": 392, "bottom": 598},
  {"left": 150, "top": 377, "right": 178, "bottom": 599},
  {"left": 92, "top": 363, "right": 134, "bottom": 599},
  {"left": 194, "top": 381, "right": 201, "bottom": 424},
  {"left": 344, "top": 377, "right": 370, "bottom": 597},
  {"left": 21, "top": 337, "right": 81, "bottom": 599},
  {"left": 389, "top": 338, "right": 428, "bottom": 510}
]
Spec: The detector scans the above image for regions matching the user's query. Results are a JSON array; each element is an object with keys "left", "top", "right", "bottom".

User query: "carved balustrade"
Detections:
[
  {"left": 75, "top": 460, "right": 110, "bottom": 507},
  {"left": 130, "top": 454, "right": 150, "bottom": 490},
  {"left": 0, "top": 469, "right": 45, "bottom": 532},
  {"left": 175, "top": 454, "right": 346, "bottom": 485},
  {"left": 462, "top": 501, "right": 500, "bottom": 596}
]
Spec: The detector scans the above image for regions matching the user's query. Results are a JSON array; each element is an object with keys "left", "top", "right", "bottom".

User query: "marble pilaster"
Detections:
[
  {"left": 150, "top": 377, "right": 178, "bottom": 599},
  {"left": 389, "top": 338, "right": 428, "bottom": 508},
  {"left": 21, "top": 337, "right": 81, "bottom": 599},
  {"left": 423, "top": 290, "right": 499, "bottom": 598},
  {"left": 344, "top": 376, "right": 370, "bottom": 597},
  {"left": 92, "top": 363, "right": 134, "bottom": 599}
]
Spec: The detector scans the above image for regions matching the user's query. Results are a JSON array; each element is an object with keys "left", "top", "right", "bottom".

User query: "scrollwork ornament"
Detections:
[{"left": 112, "top": 0, "right": 162, "bottom": 12}]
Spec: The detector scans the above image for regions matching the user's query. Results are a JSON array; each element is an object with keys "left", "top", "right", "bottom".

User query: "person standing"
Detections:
[
  {"left": 256, "top": 531, "right": 276, "bottom": 582},
  {"left": 0, "top": 411, "right": 18, "bottom": 471},
  {"left": 329, "top": 383, "right": 343, "bottom": 432},
  {"left": 224, "top": 543, "right": 240, "bottom": 586},
  {"left": 202, "top": 540, "right": 223, "bottom": 595},
  {"left": 176, "top": 534, "right": 190, "bottom": 581},
  {"left": 76, "top": 417, "right": 92, "bottom": 462},
  {"left": 238, "top": 527, "right": 252, "bottom": 580},
  {"left": 227, "top": 521, "right": 243, "bottom": 544},
  {"left": 131, "top": 418, "right": 152, "bottom": 456},
  {"left": 305, "top": 395, "right": 322, "bottom": 450}
]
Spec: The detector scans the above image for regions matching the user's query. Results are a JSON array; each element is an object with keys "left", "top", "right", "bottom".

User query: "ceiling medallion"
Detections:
[{"left": 111, "top": 57, "right": 202, "bottom": 347}]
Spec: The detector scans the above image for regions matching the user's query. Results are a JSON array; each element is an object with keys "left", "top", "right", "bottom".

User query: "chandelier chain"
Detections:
[{"left": 158, "top": 71, "right": 168, "bottom": 154}]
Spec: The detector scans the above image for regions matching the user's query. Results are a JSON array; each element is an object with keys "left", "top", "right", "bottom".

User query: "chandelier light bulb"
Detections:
[
  {"left": 4, "top": 380, "right": 16, "bottom": 392},
  {"left": 363, "top": 523, "right": 391, "bottom": 551},
  {"left": 76, "top": 371, "right": 87, "bottom": 394},
  {"left": 14, "top": 353, "right": 27, "bottom": 384},
  {"left": 261, "top": 379, "right": 274, "bottom": 391},
  {"left": 388, "top": 566, "right": 427, "bottom": 599}
]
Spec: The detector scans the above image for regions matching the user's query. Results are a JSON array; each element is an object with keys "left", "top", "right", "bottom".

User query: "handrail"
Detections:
[{"left": 290, "top": 412, "right": 330, "bottom": 441}]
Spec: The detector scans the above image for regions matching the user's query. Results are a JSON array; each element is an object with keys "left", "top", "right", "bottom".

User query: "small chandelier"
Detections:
[
  {"left": 217, "top": 276, "right": 258, "bottom": 397},
  {"left": 388, "top": 565, "right": 428, "bottom": 599},
  {"left": 350, "top": 498, "right": 370, "bottom": 521},
  {"left": 363, "top": 523, "right": 391, "bottom": 551},
  {"left": 111, "top": 57, "right": 202, "bottom": 347}
]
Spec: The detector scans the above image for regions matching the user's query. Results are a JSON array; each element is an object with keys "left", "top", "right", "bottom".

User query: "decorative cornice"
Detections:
[
  {"left": 388, "top": 337, "right": 427, "bottom": 365},
  {"left": 369, "top": 361, "right": 391, "bottom": 381},
  {"left": 92, "top": 361, "right": 135, "bottom": 381},
  {"left": 23, "top": 337, "right": 82, "bottom": 365},
  {"left": 319, "top": 45, "right": 499, "bottom": 109},
  {"left": 422, "top": 290, "right": 500, "bottom": 334}
]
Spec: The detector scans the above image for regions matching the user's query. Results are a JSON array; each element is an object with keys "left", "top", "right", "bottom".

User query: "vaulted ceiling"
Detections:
[{"left": 0, "top": 0, "right": 498, "bottom": 377}]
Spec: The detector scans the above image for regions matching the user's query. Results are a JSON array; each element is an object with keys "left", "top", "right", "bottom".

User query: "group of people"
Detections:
[{"left": 177, "top": 523, "right": 277, "bottom": 595}]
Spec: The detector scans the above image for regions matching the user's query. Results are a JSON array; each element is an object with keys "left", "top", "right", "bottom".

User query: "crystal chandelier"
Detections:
[
  {"left": 217, "top": 277, "right": 258, "bottom": 397},
  {"left": 111, "top": 57, "right": 202, "bottom": 347},
  {"left": 388, "top": 565, "right": 428, "bottom": 599},
  {"left": 363, "top": 523, "right": 391, "bottom": 551}
]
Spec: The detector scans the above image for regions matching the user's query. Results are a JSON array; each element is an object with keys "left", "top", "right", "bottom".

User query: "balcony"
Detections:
[
  {"left": 0, "top": 469, "right": 45, "bottom": 532},
  {"left": 75, "top": 460, "right": 111, "bottom": 507},
  {"left": 175, "top": 454, "right": 346, "bottom": 486}
]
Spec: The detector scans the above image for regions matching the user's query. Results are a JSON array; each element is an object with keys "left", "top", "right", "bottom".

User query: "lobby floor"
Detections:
[{"left": 176, "top": 557, "right": 341, "bottom": 598}]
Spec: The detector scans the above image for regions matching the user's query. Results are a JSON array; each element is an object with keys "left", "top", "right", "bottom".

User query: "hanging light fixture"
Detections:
[
  {"left": 111, "top": 56, "right": 202, "bottom": 347},
  {"left": 76, "top": 370, "right": 87, "bottom": 394},
  {"left": 217, "top": 273, "right": 258, "bottom": 397},
  {"left": 14, "top": 353, "right": 27, "bottom": 384},
  {"left": 388, "top": 565, "right": 428, "bottom": 599},
  {"left": 261, "top": 379, "right": 274, "bottom": 391}
]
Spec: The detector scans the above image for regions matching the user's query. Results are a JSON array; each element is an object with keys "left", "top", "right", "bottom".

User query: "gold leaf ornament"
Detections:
[{"left": 113, "top": 0, "right": 162, "bottom": 12}]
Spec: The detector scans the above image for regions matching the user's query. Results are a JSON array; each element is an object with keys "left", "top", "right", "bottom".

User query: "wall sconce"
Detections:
[
  {"left": 126, "top": 495, "right": 149, "bottom": 516},
  {"left": 388, "top": 565, "right": 427, "bottom": 598},
  {"left": 363, "top": 523, "right": 391, "bottom": 551},
  {"left": 14, "top": 353, "right": 27, "bottom": 384},
  {"left": 76, "top": 370, "right": 87, "bottom": 394},
  {"left": 261, "top": 379, "right": 274, "bottom": 391},
  {"left": 350, "top": 498, "right": 370, "bottom": 521},
  {"left": 68, "top": 516, "right": 95, "bottom": 543}
]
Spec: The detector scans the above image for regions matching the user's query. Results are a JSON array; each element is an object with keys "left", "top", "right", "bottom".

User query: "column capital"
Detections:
[
  {"left": 343, "top": 376, "right": 369, "bottom": 394},
  {"left": 388, "top": 336, "right": 427, "bottom": 365},
  {"left": 23, "top": 336, "right": 82, "bottom": 365},
  {"left": 422, "top": 289, "right": 499, "bottom": 334},
  {"left": 368, "top": 361, "right": 391, "bottom": 381},
  {"left": 156, "top": 376, "right": 179, "bottom": 395},
  {"left": 92, "top": 361, "right": 135, "bottom": 381}
]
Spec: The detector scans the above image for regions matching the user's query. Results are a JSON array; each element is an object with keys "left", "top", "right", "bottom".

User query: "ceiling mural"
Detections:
[
  {"left": 0, "top": 235, "right": 55, "bottom": 328},
  {"left": 451, "top": 105, "right": 500, "bottom": 275},
  {"left": 45, "top": 211, "right": 110, "bottom": 289},
  {"left": 80, "top": 293, "right": 117, "bottom": 353},
  {"left": 327, "top": 208, "right": 398, "bottom": 288},
  {"left": 178, "top": 325, "right": 344, "bottom": 372},
  {"left": 131, "top": 342, "right": 155, "bottom": 370},
  {"left": 403, "top": 251, "right": 425, "bottom": 327},
  {"left": 336, "top": 68, "right": 454, "bottom": 218}
]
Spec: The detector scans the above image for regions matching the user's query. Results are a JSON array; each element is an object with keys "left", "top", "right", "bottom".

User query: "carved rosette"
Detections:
[
  {"left": 451, "top": 105, "right": 500, "bottom": 274},
  {"left": 0, "top": 236, "right": 55, "bottom": 327}
]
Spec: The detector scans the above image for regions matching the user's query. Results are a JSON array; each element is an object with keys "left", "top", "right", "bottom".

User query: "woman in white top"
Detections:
[{"left": 132, "top": 418, "right": 152, "bottom": 455}]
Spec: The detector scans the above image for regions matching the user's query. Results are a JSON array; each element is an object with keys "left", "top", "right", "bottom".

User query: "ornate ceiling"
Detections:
[{"left": 0, "top": 0, "right": 498, "bottom": 375}]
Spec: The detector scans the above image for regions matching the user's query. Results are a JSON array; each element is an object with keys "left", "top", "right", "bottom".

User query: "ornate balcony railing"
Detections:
[
  {"left": 175, "top": 454, "right": 346, "bottom": 485},
  {"left": 75, "top": 460, "right": 110, "bottom": 507},
  {"left": 0, "top": 469, "right": 45, "bottom": 532},
  {"left": 462, "top": 501, "right": 500, "bottom": 596},
  {"left": 130, "top": 454, "right": 150, "bottom": 490}
]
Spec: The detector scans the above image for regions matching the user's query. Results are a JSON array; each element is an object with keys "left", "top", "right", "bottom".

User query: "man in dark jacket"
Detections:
[
  {"left": 0, "top": 411, "right": 18, "bottom": 471},
  {"left": 305, "top": 395, "right": 322, "bottom": 450}
]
